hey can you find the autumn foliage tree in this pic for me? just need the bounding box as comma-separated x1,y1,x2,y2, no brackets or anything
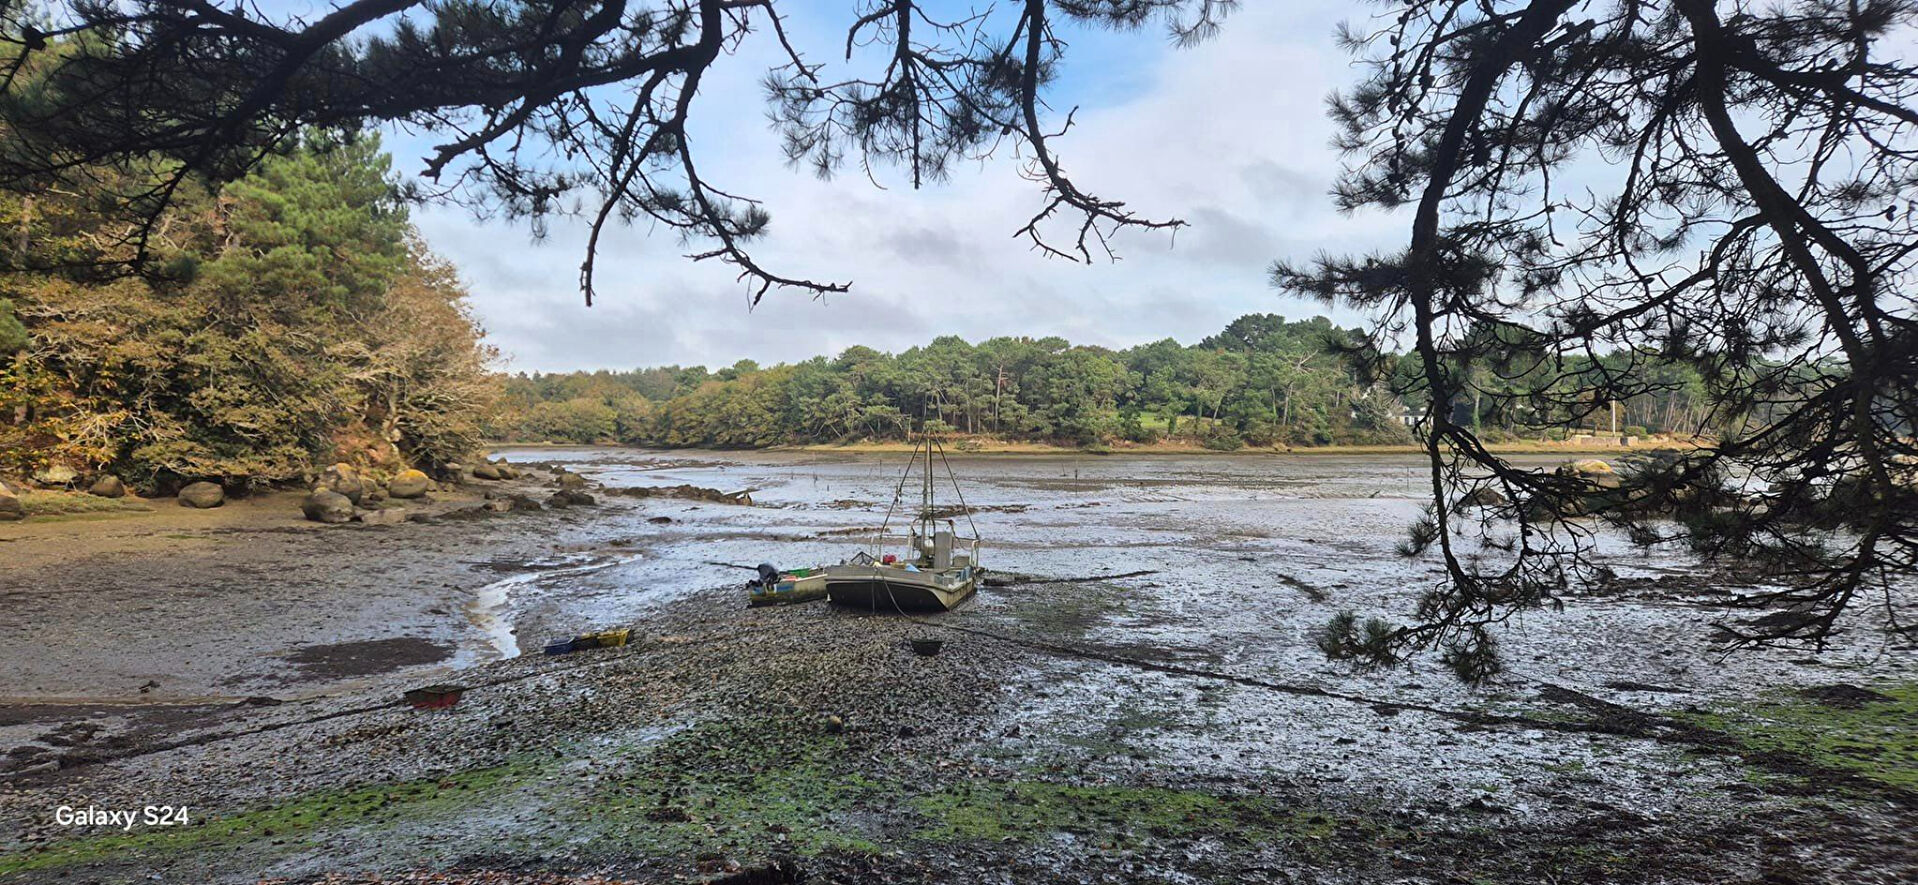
0,134,495,487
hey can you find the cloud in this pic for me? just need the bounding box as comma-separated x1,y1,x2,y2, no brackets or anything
397,2,1402,373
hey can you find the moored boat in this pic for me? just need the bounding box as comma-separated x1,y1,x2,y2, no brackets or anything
825,437,981,613
821,557,976,612
748,568,828,606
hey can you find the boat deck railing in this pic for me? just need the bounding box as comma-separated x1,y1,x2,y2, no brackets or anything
857,533,981,569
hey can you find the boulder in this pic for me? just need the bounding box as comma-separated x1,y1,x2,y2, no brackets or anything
0,491,22,521
301,490,354,524
356,507,408,526
32,464,78,487
472,461,503,481
178,482,225,509
507,494,545,512
1459,487,1507,508
88,475,127,498
493,459,520,480
556,472,588,490
319,463,365,504
547,489,595,508
388,469,431,499
484,498,512,513
1558,458,1621,490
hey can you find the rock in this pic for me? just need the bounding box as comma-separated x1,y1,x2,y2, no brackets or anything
318,463,366,504
824,715,845,735
1557,458,1622,490
484,499,512,513
88,475,126,498
556,472,588,490
32,464,79,487
1460,487,1507,507
0,491,22,521
493,459,520,480
1799,683,1893,708
472,461,503,480
388,469,431,499
356,507,408,526
178,482,225,508
608,484,751,505
301,490,354,523
547,489,595,508
506,494,544,512
648,516,673,524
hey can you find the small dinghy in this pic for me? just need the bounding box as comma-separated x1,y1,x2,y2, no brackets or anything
825,437,981,613
748,565,828,607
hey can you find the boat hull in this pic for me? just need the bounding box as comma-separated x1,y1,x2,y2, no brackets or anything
824,565,977,613
749,572,828,607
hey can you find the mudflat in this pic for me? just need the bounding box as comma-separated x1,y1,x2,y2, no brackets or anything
0,449,1913,884
1,473,602,706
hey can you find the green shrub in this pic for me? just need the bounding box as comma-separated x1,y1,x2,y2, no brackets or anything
1199,426,1243,451
0,298,24,354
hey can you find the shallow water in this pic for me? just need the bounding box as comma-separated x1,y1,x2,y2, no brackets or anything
453,551,640,664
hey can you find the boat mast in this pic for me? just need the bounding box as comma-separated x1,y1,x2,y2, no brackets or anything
917,436,933,548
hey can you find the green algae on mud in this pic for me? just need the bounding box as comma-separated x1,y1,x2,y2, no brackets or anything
910,779,1363,847
1677,682,1918,793
579,719,1394,859
0,760,536,877
582,720,887,857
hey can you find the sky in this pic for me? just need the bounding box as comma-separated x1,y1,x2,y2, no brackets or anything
372,1,1408,373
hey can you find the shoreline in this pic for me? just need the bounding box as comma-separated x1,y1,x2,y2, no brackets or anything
492,438,1699,457
0,466,610,707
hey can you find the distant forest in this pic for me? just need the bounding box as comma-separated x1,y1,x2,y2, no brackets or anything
492,314,1715,450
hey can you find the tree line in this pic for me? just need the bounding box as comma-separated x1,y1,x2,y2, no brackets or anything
492,314,1723,451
